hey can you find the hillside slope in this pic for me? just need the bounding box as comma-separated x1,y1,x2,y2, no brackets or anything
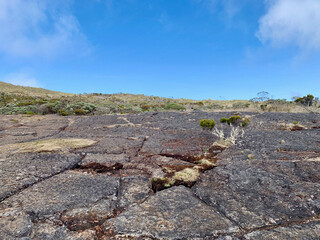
0,81,73,97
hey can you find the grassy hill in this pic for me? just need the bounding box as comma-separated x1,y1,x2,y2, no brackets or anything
0,81,318,115
0,81,73,97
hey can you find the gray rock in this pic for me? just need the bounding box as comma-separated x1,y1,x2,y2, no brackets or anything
111,186,238,239
0,153,82,201
0,212,32,240
1,171,119,218
192,160,320,229
244,221,320,240
118,176,152,208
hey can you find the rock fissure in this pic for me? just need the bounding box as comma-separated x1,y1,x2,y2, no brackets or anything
238,216,320,237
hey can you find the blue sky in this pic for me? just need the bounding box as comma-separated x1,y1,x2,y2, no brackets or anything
0,0,320,100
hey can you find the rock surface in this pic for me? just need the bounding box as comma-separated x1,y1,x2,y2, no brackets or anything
0,112,319,239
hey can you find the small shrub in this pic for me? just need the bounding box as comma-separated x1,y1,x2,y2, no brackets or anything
241,118,251,127
69,102,96,114
200,119,216,130
226,115,242,125
292,121,299,125
220,117,228,123
260,104,267,111
75,109,86,115
58,109,69,116
220,115,251,127
140,104,150,112
46,101,63,114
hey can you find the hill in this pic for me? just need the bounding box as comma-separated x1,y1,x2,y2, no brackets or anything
0,81,319,115
0,81,73,97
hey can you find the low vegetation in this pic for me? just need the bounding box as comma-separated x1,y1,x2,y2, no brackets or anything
201,115,250,147
0,82,319,115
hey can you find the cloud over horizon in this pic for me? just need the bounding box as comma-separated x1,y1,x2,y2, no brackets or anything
0,0,89,58
257,0,320,50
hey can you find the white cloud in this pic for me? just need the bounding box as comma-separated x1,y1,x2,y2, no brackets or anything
4,73,42,88
257,0,320,50
0,0,89,58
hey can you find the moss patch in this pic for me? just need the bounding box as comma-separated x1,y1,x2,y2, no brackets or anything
151,157,216,192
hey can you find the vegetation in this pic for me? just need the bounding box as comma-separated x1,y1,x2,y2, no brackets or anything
294,94,314,106
200,119,216,130
202,115,251,147
219,115,251,127
0,82,319,115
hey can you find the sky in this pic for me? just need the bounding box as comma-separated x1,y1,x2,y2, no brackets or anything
0,0,320,100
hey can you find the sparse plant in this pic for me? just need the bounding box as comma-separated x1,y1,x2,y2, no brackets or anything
200,116,248,147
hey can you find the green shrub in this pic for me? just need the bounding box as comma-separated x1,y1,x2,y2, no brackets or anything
164,103,185,111
69,102,96,114
200,119,216,130
46,101,63,113
220,115,251,127
220,117,228,123
292,121,299,125
58,109,69,116
226,115,242,125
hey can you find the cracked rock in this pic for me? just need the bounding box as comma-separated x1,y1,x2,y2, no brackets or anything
111,186,238,239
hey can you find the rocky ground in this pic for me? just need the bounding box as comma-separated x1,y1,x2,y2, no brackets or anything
0,111,319,240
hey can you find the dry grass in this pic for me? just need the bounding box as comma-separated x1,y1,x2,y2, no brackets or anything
279,123,307,131
0,138,97,154
0,81,73,97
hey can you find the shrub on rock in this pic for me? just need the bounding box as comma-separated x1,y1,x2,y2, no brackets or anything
200,119,216,130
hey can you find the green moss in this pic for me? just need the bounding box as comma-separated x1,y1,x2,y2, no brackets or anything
200,119,216,130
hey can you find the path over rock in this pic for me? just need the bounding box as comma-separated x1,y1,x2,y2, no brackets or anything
0,112,319,239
